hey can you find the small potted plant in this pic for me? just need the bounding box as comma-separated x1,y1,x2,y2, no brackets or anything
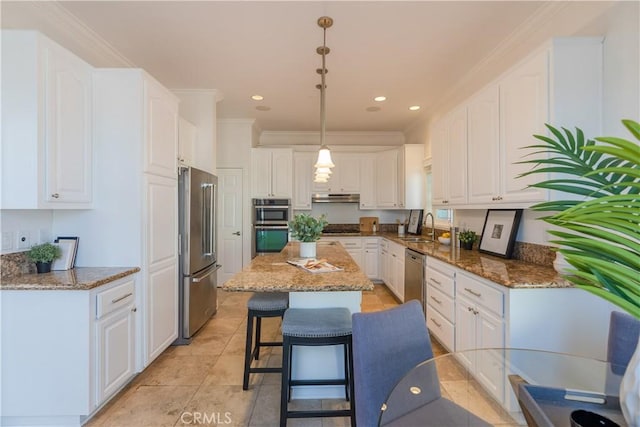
458,230,478,250
27,242,62,273
289,213,328,258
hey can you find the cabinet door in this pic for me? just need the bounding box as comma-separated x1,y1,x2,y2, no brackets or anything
293,153,314,209
363,246,379,279
447,106,468,205
430,119,449,205
376,149,399,208
251,149,273,198
380,248,389,287
270,149,293,198
393,253,405,301
178,118,197,167
359,154,377,209
455,296,477,370
347,249,364,270
499,49,549,203
96,307,135,404
476,311,505,402
44,42,93,205
145,78,178,178
467,85,500,204
336,153,361,193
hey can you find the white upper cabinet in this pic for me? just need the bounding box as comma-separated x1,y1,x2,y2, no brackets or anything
293,152,314,210
1,30,93,209
144,79,179,178
398,145,426,209
251,148,293,198
178,118,197,167
359,154,377,209
375,149,399,208
431,37,603,208
467,84,500,204
312,152,361,194
498,48,549,204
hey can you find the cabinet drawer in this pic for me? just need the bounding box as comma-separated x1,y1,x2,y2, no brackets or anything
427,285,455,323
363,238,378,249
457,273,503,317
427,307,454,352
337,238,362,249
426,266,455,298
96,279,135,319
428,257,456,276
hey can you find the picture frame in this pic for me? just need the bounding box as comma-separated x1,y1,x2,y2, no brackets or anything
407,209,423,235
478,209,522,258
52,236,79,270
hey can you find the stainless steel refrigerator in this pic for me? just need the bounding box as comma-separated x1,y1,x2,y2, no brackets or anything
175,167,220,344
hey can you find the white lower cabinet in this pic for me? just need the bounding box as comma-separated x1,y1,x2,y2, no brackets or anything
362,238,379,279
454,272,505,404
0,275,138,426
425,258,456,351
388,240,405,301
96,279,136,403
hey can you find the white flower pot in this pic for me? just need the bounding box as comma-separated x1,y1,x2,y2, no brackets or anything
299,241,317,258
621,339,640,426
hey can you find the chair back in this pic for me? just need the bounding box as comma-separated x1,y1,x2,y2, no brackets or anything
608,311,640,375
352,300,436,426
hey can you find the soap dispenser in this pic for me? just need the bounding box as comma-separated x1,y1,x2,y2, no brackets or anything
372,221,377,233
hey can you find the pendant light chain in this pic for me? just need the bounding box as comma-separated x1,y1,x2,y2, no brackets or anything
314,16,335,183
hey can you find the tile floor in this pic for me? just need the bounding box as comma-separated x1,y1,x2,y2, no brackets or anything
87,284,518,426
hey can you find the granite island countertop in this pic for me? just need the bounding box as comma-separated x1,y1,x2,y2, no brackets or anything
322,231,568,289
1,267,140,291
223,241,374,292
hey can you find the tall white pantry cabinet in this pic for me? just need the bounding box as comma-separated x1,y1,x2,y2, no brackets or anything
56,69,180,369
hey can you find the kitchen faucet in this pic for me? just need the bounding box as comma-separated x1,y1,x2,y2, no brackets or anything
424,212,435,241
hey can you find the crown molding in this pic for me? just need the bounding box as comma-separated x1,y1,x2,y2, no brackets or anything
9,1,134,67
259,131,405,147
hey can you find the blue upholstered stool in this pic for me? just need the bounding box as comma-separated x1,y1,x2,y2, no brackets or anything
242,292,289,390
279,307,355,427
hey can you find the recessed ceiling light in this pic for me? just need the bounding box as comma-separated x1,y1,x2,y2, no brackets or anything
251,95,264,101
374,96,386,102
409,105,421,111
366,106,381,112
256,105,271,111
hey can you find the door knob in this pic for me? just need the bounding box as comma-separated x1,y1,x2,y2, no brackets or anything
232,231,241,236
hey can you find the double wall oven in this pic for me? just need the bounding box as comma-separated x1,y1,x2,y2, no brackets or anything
252,198,291,257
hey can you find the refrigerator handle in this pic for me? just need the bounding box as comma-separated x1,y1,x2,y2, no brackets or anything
202,183,214,256
192,264,222,283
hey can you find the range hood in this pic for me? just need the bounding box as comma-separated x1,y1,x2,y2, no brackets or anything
312,193,360,203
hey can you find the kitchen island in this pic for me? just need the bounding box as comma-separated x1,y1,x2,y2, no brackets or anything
224,241,373,398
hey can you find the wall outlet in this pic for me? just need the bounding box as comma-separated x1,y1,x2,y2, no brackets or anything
1,232,14,251
16,230,31,249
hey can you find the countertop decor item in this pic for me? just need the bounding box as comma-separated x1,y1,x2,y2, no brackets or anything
478,209,523,258
27,243,61,274
519,119,640,426
289,213,328,258
458,230,478,250
437,236,451,245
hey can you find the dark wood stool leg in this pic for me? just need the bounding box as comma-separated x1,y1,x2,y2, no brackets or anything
255,316,262,360
243,310,255,390
348,336,356,427
343,342,349,401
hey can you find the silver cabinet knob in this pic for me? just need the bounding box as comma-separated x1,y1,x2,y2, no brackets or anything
51,193,60,199
232,231,241,236
132,307,137,312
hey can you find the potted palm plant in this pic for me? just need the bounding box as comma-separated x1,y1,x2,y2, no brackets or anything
519,119,639,425
289,213,328,258
27,242,62,273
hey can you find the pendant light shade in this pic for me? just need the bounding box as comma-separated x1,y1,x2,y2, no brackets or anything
313,16,334,183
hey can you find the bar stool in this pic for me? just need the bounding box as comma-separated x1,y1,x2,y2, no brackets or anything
243,292,289,390
279,307,355,427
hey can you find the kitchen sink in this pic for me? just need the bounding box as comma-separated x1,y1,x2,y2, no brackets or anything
398,237,434,243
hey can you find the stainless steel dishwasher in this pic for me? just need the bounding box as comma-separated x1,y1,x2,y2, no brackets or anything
405,249,426,316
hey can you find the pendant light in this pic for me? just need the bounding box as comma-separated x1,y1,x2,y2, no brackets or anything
314,16,335,182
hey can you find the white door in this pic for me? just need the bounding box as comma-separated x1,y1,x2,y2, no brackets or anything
217,168,244,285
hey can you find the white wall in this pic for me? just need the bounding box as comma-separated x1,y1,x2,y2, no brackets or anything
0,210,53,254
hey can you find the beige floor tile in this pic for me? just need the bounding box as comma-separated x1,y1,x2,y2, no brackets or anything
441,379,516,425
98,385,197,426
217,304,249,319
200,315,245,336
134,354,217,386
168,333,233,357
361,293,381,304
248,384,281,426
176,385,257,427
224,332,252,356
203,354,262,387
360,304,385,313
435,355,468,381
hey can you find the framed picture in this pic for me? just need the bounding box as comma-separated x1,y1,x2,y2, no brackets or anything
407,209,423,235
478,209,522,258
52,236,79,270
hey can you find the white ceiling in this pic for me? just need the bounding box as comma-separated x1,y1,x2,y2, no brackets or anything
0,1,616,135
